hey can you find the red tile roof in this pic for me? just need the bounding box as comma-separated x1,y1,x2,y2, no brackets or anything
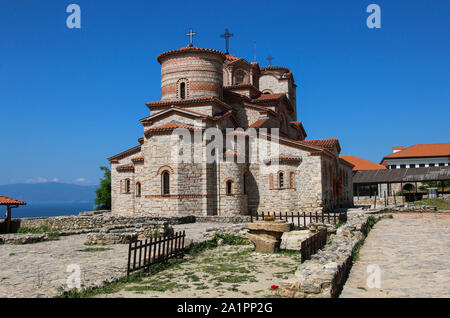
108,145,142,162
260,66,290,73
339,155,386,171
157,46,226,63
383,143,450,159
116,164,134,171
249,118,270,128
0,195,26,205
253,93,286,101
131,156,144,162
145,96,232,111
300,138,341,153
144,123,199,135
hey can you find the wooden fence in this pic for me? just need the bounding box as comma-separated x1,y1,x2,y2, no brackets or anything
127,230,186,276
300,229,327,263
250,211,346,228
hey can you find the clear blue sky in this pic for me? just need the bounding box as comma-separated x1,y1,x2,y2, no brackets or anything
1,0,449,186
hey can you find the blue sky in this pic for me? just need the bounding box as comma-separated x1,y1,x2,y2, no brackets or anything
1,0,449,186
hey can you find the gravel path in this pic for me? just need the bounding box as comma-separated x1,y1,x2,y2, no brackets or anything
340,213,450,298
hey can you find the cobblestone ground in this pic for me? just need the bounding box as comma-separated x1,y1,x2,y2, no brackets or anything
341,213,450,298
0,234,129,298
0,222,242,298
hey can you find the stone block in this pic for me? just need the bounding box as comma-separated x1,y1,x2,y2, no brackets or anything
280,230,312,251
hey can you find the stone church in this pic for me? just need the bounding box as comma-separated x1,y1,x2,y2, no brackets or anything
108,42,354,217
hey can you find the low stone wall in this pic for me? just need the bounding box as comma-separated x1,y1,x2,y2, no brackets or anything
195,216,252,224
13,214,195,232
381,205,437,213
0,233,58,245
280,209,386,298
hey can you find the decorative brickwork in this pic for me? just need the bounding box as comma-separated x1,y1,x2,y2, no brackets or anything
108,45,353,217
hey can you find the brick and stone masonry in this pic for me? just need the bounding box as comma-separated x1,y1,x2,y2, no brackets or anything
108,45,354,217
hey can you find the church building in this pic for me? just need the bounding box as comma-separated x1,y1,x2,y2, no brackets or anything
108,34,354,216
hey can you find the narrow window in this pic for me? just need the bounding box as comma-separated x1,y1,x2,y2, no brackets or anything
162,171,170,195
136,182,141,197
269,174,274,190
243,173,248,195
279,172,284,188
126,179,130,193
290,172,295,189
226,180,233,195
180,82,186,99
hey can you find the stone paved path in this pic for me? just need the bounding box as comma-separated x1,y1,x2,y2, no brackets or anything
0,222,243,298
340,213,450,298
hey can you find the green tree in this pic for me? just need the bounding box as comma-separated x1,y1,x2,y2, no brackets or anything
94,166,111,210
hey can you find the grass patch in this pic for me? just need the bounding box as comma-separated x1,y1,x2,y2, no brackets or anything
352,216,378,262
413,198,450,210
357,286,367,291
213,275,255,284
77,247,112,253
186,233,249,257
9,253,15,256
125,280,188,293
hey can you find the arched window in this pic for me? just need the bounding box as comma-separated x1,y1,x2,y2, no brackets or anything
226,180,233,195
279,172,284,188
125,179,131,193
136,182,141,197
180,82,186,99
234,70,245,85
162,171,170,196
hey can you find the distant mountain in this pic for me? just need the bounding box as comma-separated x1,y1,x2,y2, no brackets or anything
0,182,98,203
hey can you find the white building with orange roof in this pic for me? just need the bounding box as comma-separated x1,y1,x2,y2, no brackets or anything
107,43,353,217
381,143,450,169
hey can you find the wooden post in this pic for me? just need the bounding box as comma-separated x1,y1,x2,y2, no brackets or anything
400,182,405,205
384,191,387,207
6,205,11,233
394,188,397,206
373,192,377,209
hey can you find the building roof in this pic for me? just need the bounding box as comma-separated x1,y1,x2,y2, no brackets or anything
108,145,142,162
249,118,270,128
339,155,387,171
252,93,286,102
145,96,232,111
0,195,26,205
300,138,341,153
144,122,199,136
260,66,291,73
157,46,226,63
383,143,450,160
353,166,450,184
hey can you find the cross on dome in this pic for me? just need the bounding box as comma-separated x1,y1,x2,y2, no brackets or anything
220,28,234,54
185,28,197,47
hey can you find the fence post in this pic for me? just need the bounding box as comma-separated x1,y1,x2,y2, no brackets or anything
127,242,132,277
373,193,377,209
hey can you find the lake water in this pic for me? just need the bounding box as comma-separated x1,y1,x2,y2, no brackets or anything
1,202,96,218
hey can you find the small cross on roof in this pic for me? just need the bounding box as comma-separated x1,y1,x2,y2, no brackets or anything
185,28,197,47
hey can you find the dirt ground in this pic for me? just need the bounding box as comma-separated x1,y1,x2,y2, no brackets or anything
96,244,300,298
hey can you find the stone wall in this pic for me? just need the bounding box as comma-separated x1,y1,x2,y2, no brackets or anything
13,214,195,231
280,209,385,298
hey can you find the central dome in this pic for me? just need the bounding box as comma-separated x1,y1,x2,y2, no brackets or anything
158,47,226,101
